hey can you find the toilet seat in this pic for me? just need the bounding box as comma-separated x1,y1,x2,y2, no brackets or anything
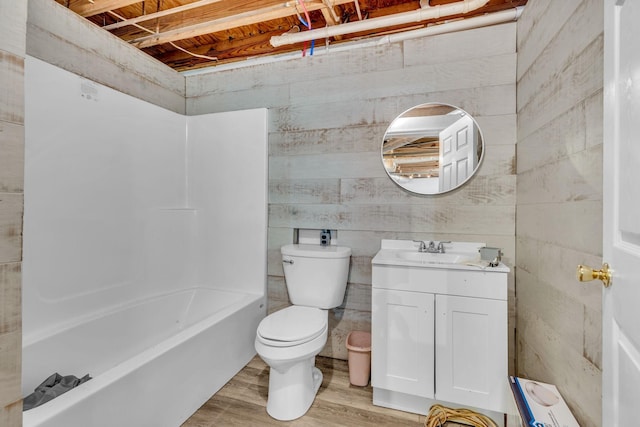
257,306,327,347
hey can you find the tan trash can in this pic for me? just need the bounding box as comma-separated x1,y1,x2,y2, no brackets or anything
346,331,371,386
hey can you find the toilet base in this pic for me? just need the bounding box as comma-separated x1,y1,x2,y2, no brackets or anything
266,357,323,421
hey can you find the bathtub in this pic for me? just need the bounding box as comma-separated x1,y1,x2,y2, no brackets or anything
22,287,265,427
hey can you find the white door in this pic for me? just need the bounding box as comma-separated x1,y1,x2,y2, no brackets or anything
371,288,435,398
438,114,477,192
602,1,640,425
435,294,508,413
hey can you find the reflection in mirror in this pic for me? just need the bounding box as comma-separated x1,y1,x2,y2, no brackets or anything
382,103,484,195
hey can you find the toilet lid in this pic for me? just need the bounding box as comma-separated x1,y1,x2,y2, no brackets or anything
257,306,327,346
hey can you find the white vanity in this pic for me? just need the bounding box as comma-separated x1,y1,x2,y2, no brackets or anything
371,239,510,422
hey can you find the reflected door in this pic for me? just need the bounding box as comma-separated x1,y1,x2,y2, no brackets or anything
438,115,478,192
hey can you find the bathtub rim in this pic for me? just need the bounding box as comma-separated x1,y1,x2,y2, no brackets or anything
23,289,264,425
22,285,261,347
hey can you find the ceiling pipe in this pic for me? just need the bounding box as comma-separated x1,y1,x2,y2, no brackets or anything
383,6,524,44
271,0,490,47
182,6,524,75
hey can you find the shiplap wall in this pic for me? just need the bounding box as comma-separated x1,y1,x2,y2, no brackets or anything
516,1,603,426
0,2,27,425
187,23,518,362
26,0,186,114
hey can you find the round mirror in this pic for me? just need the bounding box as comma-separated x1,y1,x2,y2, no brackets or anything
381,103,484,195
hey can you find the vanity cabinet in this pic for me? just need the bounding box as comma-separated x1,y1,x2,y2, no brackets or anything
371,262,509,418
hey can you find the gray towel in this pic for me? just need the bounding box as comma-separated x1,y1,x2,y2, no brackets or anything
23,373,91,411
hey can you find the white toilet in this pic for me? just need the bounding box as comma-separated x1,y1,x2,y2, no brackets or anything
255,243,351,421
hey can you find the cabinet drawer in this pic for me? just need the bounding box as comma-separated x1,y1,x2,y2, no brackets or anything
372,264,507,300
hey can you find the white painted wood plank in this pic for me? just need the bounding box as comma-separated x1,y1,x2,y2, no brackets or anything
584,90,603,150
269,152,384,180
517,268,584,353
272,84,516,132
27,0,185,113
270,143,512,182
0,1,28,57
404,22,516,67
187,84,290,114
517,307,601,427
0,263,21,335
516,0,583,80
518,0,603,109
269,203,514,235
269,179,341,204
516,200,601,252
478,144,515,176
518,145,602,205
269,124,388,156
0,331,21,409
474,114,516,146
0,194,23,263
186,43,403,96
340,176,516,206
535,240,602,312
517,102,586,173
268,115,513,162
290,54,516,107
0,52,24,125
324,307,372,360
0,121,24,193
518,0,601,109
518,35,603,141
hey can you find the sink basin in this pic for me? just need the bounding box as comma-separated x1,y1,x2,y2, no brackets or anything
395,251,472,264
372,240,507,272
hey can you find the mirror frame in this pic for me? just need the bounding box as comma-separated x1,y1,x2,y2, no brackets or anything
381,102,485,195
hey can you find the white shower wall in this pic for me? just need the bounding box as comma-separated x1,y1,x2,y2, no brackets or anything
23,56,267,342
187,111,268,294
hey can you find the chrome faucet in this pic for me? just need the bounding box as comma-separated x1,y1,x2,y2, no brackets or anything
413,240,450,253
413,240,437,253
437,241,451,253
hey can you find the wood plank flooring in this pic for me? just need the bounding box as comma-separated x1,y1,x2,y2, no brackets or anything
181,356,466,427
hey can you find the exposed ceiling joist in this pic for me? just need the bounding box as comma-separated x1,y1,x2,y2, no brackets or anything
128,0,355,48
103,0,225,31
67,0,142,17
55,0,529,71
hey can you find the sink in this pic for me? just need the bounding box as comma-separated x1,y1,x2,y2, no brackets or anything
371,239,506,271
395,251,472,264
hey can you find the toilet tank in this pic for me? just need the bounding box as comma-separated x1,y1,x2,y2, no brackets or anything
281,244,351,309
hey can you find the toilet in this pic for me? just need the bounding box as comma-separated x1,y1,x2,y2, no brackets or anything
255,243,351,421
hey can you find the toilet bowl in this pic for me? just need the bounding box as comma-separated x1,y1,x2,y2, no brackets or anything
255,306,328,420
255,244,351,421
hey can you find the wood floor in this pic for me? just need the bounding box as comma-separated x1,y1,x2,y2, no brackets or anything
181,356,466,427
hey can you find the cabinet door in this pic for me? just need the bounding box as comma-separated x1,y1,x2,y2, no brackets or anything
372,289,435,398
435,294,508,412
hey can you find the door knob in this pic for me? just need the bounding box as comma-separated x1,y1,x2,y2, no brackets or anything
576,263,612,288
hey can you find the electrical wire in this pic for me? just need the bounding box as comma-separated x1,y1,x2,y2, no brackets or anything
296,0,314,56
425,404,499,427
106,10,218,62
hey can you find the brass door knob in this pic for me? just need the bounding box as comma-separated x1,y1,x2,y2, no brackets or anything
576,263,612,288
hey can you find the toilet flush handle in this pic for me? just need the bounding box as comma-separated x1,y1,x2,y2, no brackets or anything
283,259,294,264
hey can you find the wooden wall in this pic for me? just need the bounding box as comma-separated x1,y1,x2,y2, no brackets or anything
26,0,186,114
187,23,518,362
0,1,27,426
516,1,603,426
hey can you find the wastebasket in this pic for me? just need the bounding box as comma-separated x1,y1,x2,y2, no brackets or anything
346,331,371,386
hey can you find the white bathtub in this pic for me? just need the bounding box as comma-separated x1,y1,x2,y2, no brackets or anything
22,287,265,427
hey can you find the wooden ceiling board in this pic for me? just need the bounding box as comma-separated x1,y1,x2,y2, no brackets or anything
53,0,527,70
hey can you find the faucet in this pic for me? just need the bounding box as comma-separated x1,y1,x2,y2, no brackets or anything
413,240,450,253
413,240,437,253
437,241,451,253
